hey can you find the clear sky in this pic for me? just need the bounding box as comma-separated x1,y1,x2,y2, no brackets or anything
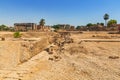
0,0,120,26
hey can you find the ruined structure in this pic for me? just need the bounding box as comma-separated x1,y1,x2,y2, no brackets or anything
116,24,120,32
14,23,51,32
55,24,75,31
14,23,37,31
37,25,51,31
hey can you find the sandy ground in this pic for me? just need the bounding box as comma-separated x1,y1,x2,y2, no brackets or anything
0,31,120,80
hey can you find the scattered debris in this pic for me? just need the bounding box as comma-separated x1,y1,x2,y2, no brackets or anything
0,37,5,41
48,57,54,61
92,35,96,37
109,56,119,59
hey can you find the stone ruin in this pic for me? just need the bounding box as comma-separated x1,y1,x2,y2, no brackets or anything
46,32,74,61
0,37,5,41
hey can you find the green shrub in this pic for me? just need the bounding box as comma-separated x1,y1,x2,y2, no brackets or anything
14,32,21,38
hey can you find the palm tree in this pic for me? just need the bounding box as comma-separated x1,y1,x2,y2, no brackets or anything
39,19,45,30
103,13,109,27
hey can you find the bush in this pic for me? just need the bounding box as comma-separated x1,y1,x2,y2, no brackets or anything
14,32,21,38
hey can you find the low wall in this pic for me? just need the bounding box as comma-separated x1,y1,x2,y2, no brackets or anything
0,38,49,69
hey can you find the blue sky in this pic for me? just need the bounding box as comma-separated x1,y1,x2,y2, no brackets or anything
0,0,120,26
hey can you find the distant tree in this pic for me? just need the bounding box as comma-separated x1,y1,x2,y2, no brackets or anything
39,19,45,26
97,23,104,26
104,13,109,27
4,27,10,31
97,23,100,25
86,23,93,27
0,24,8,31
100,23,104,26
107,19,117,27
76,26,85,31
76,26,81,30
52,25,60,30
86,23,97,27
9,27,14,31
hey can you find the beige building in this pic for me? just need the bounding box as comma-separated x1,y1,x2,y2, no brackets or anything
14,23,37,31
37,25,51,31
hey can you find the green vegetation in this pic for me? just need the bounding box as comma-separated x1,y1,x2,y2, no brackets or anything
86,23,94,27
0,25,14,31
14,32,21,38
76,26,81,30
39,19,45,26
52,25,60,30
97,23,104,26
0,13,118,32
107,19,117,27
0,25,8,31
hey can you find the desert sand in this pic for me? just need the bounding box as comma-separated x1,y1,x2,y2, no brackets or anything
0,31,120,80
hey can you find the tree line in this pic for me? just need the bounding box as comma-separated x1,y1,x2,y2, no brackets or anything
0,25,14,31
0,14,119,31
76,13,118,31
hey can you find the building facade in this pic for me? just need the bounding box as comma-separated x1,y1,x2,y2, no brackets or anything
14,23,37,31
57,24,75,31
37,25,51,31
